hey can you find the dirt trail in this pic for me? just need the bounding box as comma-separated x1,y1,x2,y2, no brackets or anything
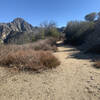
0,41,100,100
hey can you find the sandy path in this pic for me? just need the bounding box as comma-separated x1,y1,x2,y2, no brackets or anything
0,42,100,100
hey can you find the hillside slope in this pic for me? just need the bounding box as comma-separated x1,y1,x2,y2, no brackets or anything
0,18,38,43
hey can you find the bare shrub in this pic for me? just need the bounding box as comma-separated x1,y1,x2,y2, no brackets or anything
0,38,59,72
94,61,100,68
0,50,60,71
0,38,57,59
23,37,57,52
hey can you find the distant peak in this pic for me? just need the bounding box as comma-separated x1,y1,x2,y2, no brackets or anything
12,18,25,23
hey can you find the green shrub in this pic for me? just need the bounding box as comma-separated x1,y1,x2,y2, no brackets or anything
85,44,100,54
40,21,60,39
64,21,95,45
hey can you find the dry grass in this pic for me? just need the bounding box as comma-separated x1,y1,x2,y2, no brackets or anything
94,61,100,69
0,38,57,57
0,42,60,71
24,38,57,52
0,50,60,71
0,38,60,72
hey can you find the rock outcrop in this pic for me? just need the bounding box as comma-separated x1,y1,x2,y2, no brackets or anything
0,18,36,43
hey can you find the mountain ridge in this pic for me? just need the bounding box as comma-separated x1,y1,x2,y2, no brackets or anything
0,18,35,43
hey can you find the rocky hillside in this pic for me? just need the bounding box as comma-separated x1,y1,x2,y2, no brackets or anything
0,18,38,43
0,18,61,44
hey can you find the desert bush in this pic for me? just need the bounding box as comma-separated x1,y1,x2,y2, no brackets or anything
0,50,60,71
0,38,59,71
40,21,60,38
80,19,100,52
64,21,95,45
94,61,100,68
31,42,57,51
0,38,58,59
85,44,100,54
23,38,57,52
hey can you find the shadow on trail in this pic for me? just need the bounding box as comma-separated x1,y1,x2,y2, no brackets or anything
57,41,100,62
69,51,96,61
56,42,64,47
58,49,77,52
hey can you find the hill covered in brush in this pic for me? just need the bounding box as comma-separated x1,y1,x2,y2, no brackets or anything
0,18,60,44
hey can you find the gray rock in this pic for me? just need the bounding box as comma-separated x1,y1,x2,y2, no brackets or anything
0,18,39,43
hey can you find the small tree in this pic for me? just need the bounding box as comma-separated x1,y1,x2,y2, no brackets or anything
40,21,60,38
85,12,97,22
64,21,95,45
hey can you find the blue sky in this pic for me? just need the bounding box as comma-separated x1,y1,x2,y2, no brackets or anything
0,0,100,27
